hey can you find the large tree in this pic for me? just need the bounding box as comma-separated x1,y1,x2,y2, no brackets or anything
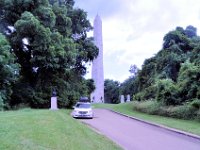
0,0,98,108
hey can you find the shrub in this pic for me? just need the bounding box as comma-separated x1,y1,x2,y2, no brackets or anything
0,91,8,111
167,105,197,119
0,94,4,111
177,61,200,102
133,100,161,115
155,79,180,105
133,86,156,101
133,92,144,101
190,98,200,109
133,101,199,120
196,110,200,121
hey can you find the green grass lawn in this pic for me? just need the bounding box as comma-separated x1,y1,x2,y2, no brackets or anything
93,102,200,136
0,109,121,150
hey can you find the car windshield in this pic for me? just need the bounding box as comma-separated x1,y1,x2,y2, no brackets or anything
75,103,91,108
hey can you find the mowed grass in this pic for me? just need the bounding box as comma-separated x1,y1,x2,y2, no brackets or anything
0,109,121,150
93,102,200,136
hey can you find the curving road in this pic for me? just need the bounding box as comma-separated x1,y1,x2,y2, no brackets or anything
80,109,200,150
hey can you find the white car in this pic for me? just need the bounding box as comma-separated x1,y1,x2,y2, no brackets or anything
72,102,93,119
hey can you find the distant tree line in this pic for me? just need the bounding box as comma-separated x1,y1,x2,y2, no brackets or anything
104,64,139,104
104,79,120,103
0,0,97,110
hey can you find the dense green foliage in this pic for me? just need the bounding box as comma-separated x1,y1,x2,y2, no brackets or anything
120,26,200,119
0,0,98,109
0,33,20,110
104,79,120,103
120,65,139,97
132,100,200,120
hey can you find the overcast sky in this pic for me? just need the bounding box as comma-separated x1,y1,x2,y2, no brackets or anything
75,0,200,82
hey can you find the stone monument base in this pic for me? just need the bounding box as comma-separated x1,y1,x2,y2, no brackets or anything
50,97,58,110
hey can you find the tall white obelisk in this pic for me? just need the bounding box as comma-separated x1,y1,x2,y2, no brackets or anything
91,15,104,103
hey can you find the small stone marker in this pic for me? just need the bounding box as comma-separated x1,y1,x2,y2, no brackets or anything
50,87,58,110
126,95,130,102
120,95,125,103
50,96,58,110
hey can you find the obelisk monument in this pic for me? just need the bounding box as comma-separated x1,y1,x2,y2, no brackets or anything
91,15,104,103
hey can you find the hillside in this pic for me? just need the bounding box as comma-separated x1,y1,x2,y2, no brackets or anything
0,109,120,150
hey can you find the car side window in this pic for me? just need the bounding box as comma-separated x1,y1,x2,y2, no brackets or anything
76,104,80,107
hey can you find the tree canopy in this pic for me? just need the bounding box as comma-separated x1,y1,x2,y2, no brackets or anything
0,0,98,109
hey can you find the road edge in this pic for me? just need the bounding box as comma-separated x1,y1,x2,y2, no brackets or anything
81,121,123,150
105,108,200,141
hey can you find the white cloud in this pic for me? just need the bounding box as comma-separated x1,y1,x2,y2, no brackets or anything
76,0,200,82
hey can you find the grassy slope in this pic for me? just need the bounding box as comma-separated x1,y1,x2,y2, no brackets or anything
93,102,200,136
0,109,121,150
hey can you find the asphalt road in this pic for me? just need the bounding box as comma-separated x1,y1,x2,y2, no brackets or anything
80,109,200,150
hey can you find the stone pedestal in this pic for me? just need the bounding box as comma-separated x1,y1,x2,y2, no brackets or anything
126,95,131,102
120,95,125,103
50,97,58,110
